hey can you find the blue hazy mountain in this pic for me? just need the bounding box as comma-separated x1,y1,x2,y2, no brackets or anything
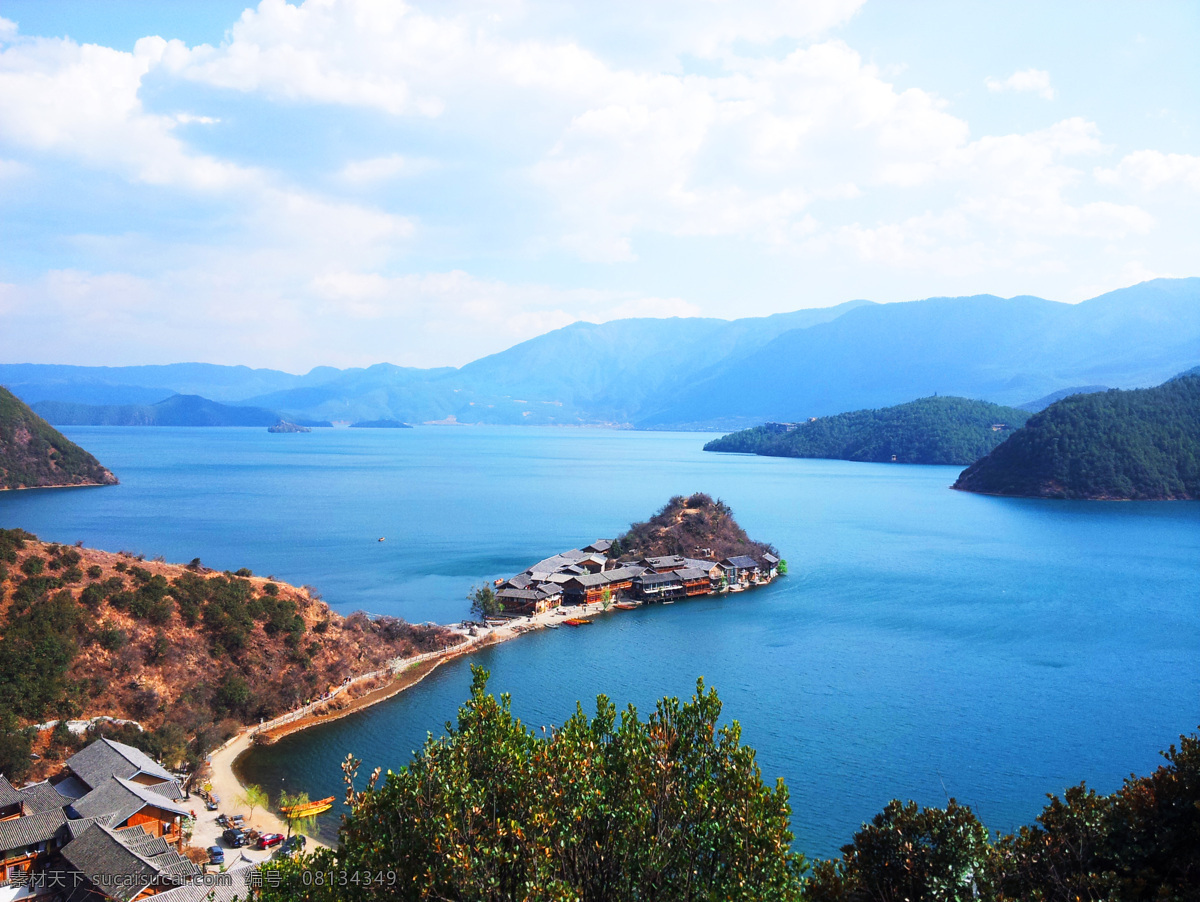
3,279,1198,428
1018,386,1110,412
30,394,324,427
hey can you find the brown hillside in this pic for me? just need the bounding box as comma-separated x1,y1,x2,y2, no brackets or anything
0,529,460,778
611,493,777,561
0,386,117,490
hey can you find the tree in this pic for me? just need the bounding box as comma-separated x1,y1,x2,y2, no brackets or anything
600,586,612,610
468,584,501,618
279,790,319,840
237,783,269,825
0,715,33,784
257,667,806,901
778,559,788,575
806,798,991,902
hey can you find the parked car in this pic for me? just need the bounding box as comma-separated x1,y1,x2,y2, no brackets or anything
280,835,306,856
207,846,225,865
205,797,219,811
222,828,248,848
257,833,284,850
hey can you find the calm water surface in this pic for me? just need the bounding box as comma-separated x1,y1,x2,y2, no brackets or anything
2,426,1197,858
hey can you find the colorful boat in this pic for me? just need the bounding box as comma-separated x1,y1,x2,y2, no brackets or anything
279,796,335,818
563,618,592,626
615,602,639,610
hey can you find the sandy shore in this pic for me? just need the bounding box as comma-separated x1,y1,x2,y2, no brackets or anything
202,601,611,852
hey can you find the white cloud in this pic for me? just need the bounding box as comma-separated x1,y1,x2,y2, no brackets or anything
338,154,438,183
985,68,1055,100
1095,150,1200,191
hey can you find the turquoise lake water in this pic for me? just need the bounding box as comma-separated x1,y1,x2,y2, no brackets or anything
2,426,1198,858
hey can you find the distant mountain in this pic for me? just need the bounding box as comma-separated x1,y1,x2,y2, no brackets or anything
4,279,1199,429
0,387,117,490
705,397,1031,465
637,278,1200,429
953,373,1200,500
1018,386,1109,412
33,394,292,427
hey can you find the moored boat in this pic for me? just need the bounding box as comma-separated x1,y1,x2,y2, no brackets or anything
279,796,335,818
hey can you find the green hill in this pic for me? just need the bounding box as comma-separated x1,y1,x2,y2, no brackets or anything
704,397,1030,465
31,393,330,427
0,386,117,490
953,373,1200,499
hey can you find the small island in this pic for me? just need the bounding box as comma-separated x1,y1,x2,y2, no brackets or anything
0,386,118,489
349,418,412,428
953,371,1200,500
485,493,783,617
267,420,312,433
704,396,1030,465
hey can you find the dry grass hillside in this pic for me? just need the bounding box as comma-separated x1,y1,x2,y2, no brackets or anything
610,493,777,562
0,528,460,781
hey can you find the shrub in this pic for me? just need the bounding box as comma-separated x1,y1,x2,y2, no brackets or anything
96,628,128,651
21,555,45,576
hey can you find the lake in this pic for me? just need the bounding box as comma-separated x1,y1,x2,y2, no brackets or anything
3,426,1198,858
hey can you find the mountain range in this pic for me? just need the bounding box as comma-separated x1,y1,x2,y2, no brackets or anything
3,278,1198,430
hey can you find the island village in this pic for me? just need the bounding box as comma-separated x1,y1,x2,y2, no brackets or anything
489,541,782,620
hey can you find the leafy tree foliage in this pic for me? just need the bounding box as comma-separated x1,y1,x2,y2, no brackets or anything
705,397,1030,465
258,668,806,901
469,584,502,618
955,374,1200,499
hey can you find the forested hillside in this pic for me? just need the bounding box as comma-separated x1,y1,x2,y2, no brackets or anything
0,386,117,489
0,529,458,781
954,373,1200,499
704,397,1030,465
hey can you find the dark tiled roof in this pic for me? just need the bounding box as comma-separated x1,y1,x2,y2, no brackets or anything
66,738,175,791
65,815,116,841
682,558,718,570
602,566,645,581
0,774,22,809
505,574,533,589
0,807,68,851
644,555,687,569
761,553,780,564
676,568,712,580
73,776,189,827
583,539,612,553
528,549,587,574
17,781,71,814
636,572,683,588
153,865,257,902
497,589,543,601
51,775,91,801
722,555,760,569
61,824,199,902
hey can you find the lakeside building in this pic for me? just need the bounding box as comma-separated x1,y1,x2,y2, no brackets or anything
493,540,781,614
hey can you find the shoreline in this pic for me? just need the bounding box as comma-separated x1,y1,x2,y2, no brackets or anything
205,602,605,848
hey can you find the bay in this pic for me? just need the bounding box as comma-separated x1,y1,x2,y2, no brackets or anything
2,425,1198,858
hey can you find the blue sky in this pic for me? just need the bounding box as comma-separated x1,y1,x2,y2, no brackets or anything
1,0,1197,370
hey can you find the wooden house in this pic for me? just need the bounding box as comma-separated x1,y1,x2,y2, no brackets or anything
0,807,70,887
720,555,761,584
65,740,184,803
59,822,199,902
633,571,684,601
641,555,688,573
677,568,713,597
71,778,189,850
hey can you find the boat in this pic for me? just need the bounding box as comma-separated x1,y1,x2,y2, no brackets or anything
563,618,592,627
728,583,745,593
279,796,335,818
545,623,560,629
615,602,638,610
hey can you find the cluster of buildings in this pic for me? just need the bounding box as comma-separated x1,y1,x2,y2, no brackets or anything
494,539,781,616
1,738,253,902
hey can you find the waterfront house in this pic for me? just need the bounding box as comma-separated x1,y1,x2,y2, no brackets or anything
677,568,713,597
633,571,684,601
720,555,761,584
561,573,610,606
759,553,780,578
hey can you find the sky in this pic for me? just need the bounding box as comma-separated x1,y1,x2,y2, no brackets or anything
0,0,1197,371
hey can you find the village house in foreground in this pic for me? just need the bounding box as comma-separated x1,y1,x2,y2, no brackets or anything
1,737,257,902
494,540,781,616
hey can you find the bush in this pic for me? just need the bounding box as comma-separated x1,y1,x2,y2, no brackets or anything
96,628,128,651
86,565,103,579
20,555,45,576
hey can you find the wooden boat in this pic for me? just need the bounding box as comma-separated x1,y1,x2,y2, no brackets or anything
279,796,335,818
563,618,592,627
615,602,638,610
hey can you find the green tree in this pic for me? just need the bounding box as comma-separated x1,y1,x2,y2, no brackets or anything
238,783,270,825
777,559,788,575
600,586,612,610
806,798,991,902
257,667,806,901
0,715,33,784
468,584,502,618
279,790,319,841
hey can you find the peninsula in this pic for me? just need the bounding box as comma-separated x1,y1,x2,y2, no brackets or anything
0,386,118,490
704,396,1030,465
954,371,1200,500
